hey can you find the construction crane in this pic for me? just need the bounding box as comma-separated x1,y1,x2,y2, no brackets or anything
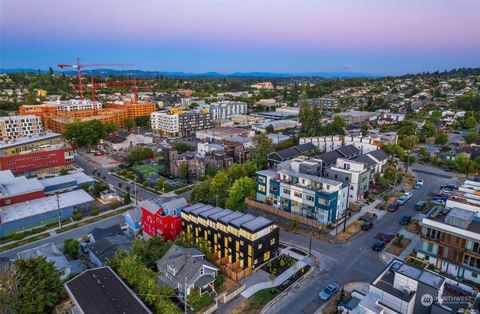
57,58,131,98
72,79,151,103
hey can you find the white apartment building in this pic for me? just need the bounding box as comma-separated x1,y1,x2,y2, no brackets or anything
326,158,371,203
150,111,180,136
0,115,43,141
42,99,103,112
300,135,390,154
198,101,247,121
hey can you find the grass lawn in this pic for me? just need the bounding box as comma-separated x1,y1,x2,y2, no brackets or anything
132,164,164,177
335,220,363,241
0,233,50,253
386,238,412,256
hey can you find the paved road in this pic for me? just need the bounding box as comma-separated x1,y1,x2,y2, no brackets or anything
75,153,192,201
266,166,459,314
0,214,124,258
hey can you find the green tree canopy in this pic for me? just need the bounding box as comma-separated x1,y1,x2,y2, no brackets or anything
225,177,257,211
434,132,449,145
63,238,80,258
464,116,477,130
209,171,230,206
15,257,64,314
65,119,109,147
251,133,274,169
124,147,155,163
134,115,151,128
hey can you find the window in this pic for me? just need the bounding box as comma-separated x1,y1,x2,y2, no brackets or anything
259,185,266,192
272,186,278,191
426,228,440,240
283,188,290,194
318,198,330,206
258,243,263,250
270,238,276,245
306,195,314,201
259,177,266,183
294,191,302,198
473,242,480,254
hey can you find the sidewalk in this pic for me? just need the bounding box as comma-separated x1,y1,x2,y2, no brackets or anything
329,199,384,236
241,244,314,298
0,202,136,249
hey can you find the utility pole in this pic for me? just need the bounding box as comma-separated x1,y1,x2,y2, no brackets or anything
134,177,138,206
343,207,349,233
184,276,188,314
309,233,312,256
57,193,62,229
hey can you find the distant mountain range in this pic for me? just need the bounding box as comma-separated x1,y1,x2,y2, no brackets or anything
0,68,380,78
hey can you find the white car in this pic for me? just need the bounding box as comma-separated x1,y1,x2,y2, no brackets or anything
404,192,413,199
415,179,424,189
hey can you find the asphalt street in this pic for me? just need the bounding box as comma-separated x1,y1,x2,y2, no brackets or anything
266,166,459,314
0,214,124,258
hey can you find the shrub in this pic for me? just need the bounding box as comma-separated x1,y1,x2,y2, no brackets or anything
90,209,100,216
73,213,83,221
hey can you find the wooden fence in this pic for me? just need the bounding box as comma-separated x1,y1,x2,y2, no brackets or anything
245,197,325,230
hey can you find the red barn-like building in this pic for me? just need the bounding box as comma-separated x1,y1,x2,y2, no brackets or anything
141,197,188,241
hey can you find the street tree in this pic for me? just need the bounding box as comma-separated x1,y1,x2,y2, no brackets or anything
251,133,274,169
225,177,257,211
63,238,80,258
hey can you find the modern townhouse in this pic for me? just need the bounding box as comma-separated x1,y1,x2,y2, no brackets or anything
417,181,480,284
326,158,371,203
181,203,279,271
256,165,349,225
346,259,478,314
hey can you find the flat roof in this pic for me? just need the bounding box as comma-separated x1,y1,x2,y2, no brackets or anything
241,216,273,233
0,132,63,150
229,214,256,228
40,172,95,188
182,203,206,214
207,208,233,221
218,211,244,225
0,189,94,223
198,207,224,220
190,204,214,216
65,266,151,314
0,172,44,198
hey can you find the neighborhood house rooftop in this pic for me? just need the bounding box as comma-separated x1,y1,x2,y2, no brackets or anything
0,171,44,197
0,132,63,149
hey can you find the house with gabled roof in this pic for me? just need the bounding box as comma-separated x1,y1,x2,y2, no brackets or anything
156,244,218,299
141,197,188,241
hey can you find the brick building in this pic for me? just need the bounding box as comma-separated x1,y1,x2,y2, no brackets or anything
0,132,74,175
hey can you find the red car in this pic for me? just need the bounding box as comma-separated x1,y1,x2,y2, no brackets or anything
379,233,395,243
387,203,400,212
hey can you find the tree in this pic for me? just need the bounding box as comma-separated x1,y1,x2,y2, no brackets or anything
321,115,345,136
210,171,230,206
399,135,417,150
92,181,108,197
134,115,151,128
464,116,477,130
124,192,131,204
251,133,274,169
206,163,216,177
65,120,108,147
225,177,256,211
124,118,135,130
191,179,211,203
179,162,188,180
59,168,69,176
454,154,478,178
15,257,64,314
63,238,80,257
435,132,449,145
265,124,274,133
171,142,195,153
419,121,436,141
124,147,155,163
131,237,171,270
464,132,480,144
155,177,165,191
0,264,19,314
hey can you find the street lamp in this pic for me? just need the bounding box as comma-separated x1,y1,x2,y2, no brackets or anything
56,193,62,229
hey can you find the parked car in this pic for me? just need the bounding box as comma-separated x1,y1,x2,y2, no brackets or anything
319,283,339,300
361,221,374,231
444,167,453,172
390,261,402,272
399,215,412,225
379,233,395,243
415,201,427,211
415,179,424,189
372,241,386,251
388,203,400,212
397,192,413,205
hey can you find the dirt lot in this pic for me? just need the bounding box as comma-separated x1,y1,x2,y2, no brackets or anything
218,277,241,295
405,221,421,234
335,220,363,241
404,174,416,189
386,238,412,256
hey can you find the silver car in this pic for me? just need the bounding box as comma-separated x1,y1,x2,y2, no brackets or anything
319,282,339,300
